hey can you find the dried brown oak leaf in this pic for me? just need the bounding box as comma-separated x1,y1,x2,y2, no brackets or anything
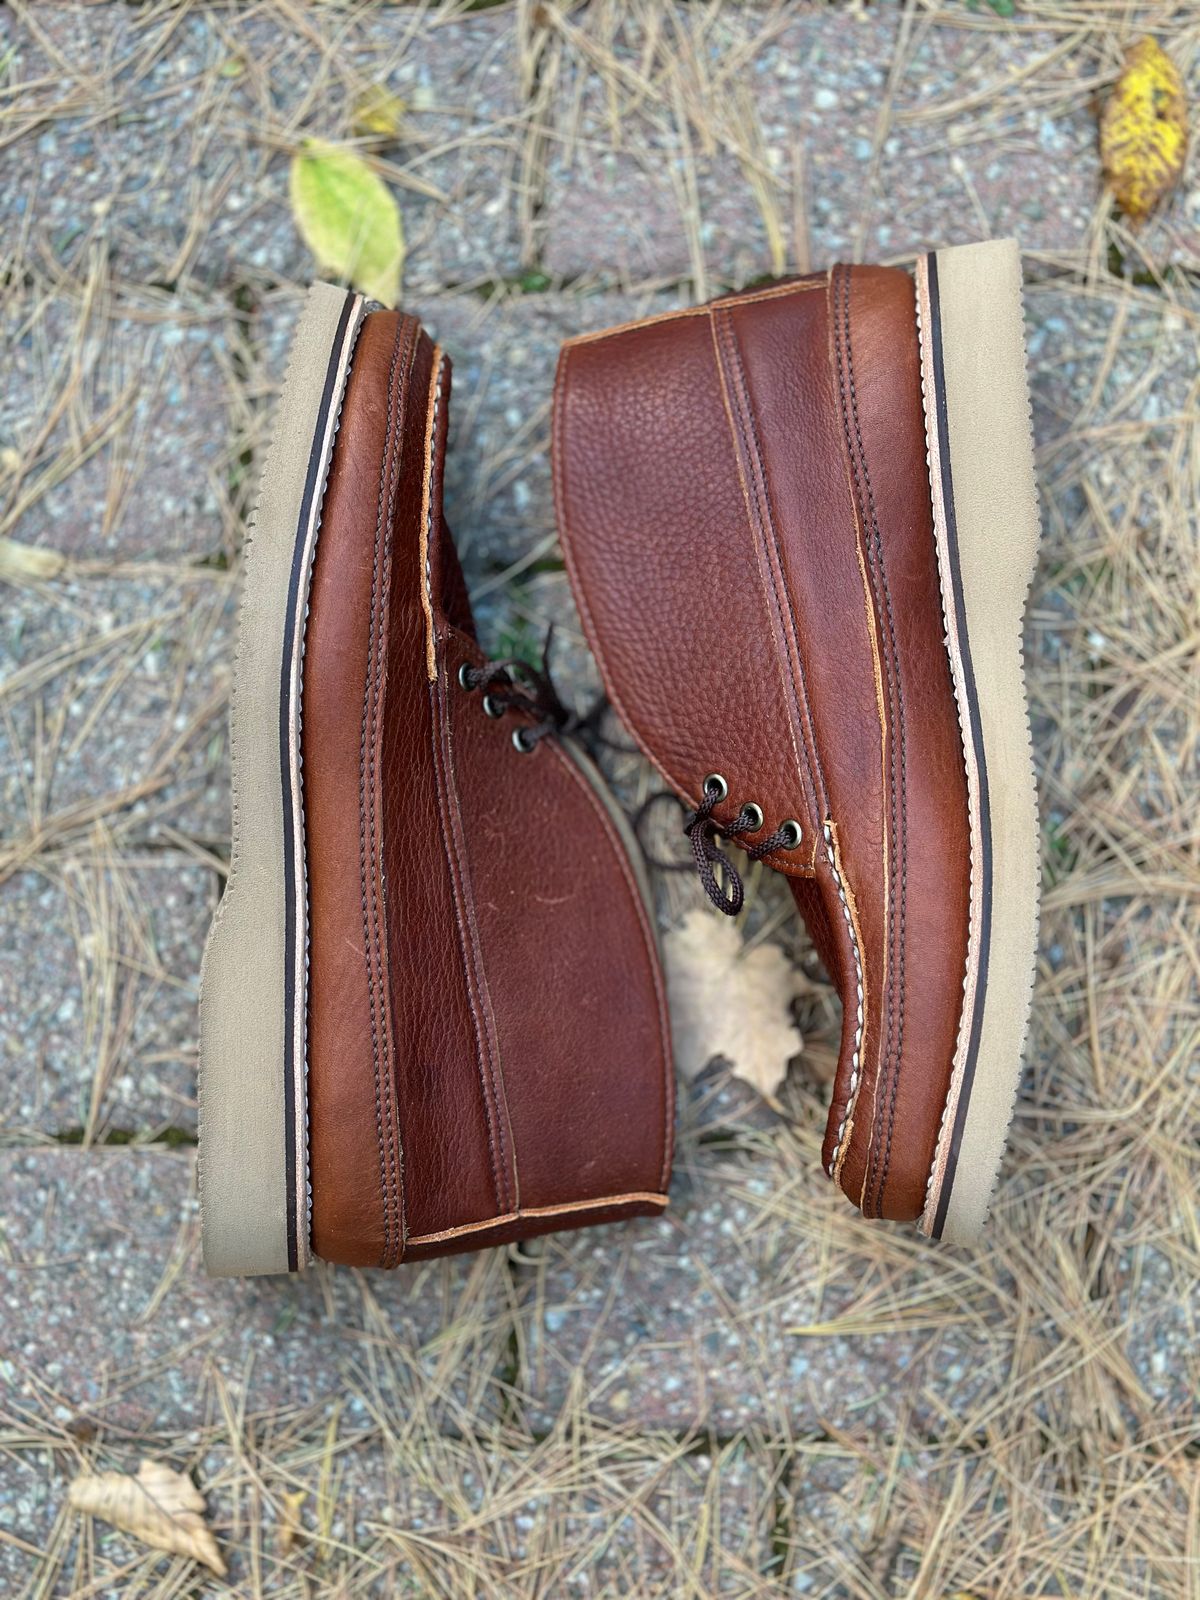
68,1459,226,1577
664,909,807,1099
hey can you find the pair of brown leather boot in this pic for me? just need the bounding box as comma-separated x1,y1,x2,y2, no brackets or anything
200,240,1040,1275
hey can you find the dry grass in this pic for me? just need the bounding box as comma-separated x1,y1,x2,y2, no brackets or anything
0,1,1197,1596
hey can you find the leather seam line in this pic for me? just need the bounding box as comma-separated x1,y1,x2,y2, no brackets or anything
823,820,867,1177
433,676,516,1217
376,324,419,1267
377,327,421,1264
833,264,896,1211
822,288,890,1185
836,265,910,1217
717,306,831,823
406,1192,668,1248
562,279,824,350
359,322,402,1268
358,319,412,1268
418,350,446,682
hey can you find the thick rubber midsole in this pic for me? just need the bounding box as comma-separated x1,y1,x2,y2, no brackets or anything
914,240,1041,1244
198,283,364,1277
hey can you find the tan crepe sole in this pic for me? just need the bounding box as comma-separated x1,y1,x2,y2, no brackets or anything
914,240,1041,1244
198,283,365,1277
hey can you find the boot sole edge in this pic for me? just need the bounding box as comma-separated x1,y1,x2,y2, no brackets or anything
198,282,365,1277
915,240,1042,1244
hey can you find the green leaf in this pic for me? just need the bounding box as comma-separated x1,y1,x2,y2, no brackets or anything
289,139,404,307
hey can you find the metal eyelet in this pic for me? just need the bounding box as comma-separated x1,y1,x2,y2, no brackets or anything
458,662,475,691
512,726,537,754
741,802,764,831
778,820,803,850
703,772,729,803
482,693,505,719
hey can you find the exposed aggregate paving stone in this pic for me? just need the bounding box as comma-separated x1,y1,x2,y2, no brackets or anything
537,5,1196,285
0,5,526,296
0,1148,512,1432
0,1150,778,1596
512,1154,1009,1442
0,862,214,1140
0,287,241,563
0,571,233,848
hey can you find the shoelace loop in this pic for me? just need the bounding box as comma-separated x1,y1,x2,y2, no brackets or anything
680,778,802,916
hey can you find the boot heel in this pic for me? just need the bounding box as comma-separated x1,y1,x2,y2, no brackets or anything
914,239,1041,1243
198,283,365,1276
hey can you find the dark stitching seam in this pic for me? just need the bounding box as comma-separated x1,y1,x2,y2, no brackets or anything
830,267,893,1188
838,266,909,1216
422,361,510,1211
358,323,409,1267
836,266,898,1214
838,268,908,1209
435,684,511,1214
707,310,815,825
718,311,830,823
378,328,419,1265
846,285,910,1214
377,331,419,1267
357,331,399,1268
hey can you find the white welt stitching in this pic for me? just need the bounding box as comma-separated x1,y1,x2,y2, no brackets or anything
824,821,865,1177
424,357,447,620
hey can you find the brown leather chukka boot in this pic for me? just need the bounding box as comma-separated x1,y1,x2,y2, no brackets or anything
200,285,673,1276
554,240,1040,1242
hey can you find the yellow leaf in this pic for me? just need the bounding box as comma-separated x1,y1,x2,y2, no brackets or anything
663,909,810,1099
68,1459,226,1577
289,140,405,307
1100,37,1187,222
352,86,407,140
0,536,67,582
277,1488,307,1554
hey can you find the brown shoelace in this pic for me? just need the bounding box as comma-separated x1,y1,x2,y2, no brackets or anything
458,632,577,751
681,780,798,916
635,780,798,917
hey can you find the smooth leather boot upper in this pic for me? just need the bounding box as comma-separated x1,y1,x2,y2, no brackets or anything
553,270,970,1222
303,309,674,1265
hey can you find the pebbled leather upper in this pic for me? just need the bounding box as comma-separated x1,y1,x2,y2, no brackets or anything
303,309,673,1266
554,271,970,1221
